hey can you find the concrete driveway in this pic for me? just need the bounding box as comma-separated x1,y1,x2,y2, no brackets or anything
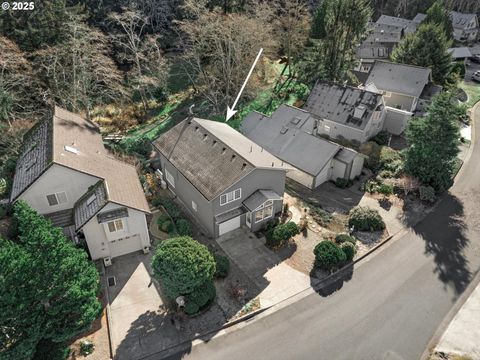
104,252,165,359
217,228,311,307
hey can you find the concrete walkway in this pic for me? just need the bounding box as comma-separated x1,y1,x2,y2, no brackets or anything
216,228,312,308
435,282,480,359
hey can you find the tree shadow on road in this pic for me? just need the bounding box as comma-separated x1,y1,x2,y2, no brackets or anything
310,264,354,297
412,194,471,296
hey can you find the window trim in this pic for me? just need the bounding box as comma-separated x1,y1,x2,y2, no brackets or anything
220,188,241,206
46,191,68,206
107,219,124,233
253,199,274,223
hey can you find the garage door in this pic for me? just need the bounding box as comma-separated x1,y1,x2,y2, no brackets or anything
109,234,142,258
218,216,241,236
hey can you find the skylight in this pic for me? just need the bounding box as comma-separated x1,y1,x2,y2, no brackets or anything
64,145,79,155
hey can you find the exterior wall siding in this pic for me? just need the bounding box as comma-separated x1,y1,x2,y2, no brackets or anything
212,168,286,236
350,156,365,180
384,107,413,135
316,119,366,143
383,93,416,112
314,162,333,188
158,154,215,235
156,154,287,237
19,164,99,215
82,202,150,260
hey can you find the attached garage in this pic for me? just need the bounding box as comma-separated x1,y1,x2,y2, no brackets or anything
218,216,241,236
108,234,142,258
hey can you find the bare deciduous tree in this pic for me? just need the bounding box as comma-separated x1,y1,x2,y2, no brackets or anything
34,14,125,120
108,6,169,115
0,37,44,127
272,0,311,92
178,0,277,114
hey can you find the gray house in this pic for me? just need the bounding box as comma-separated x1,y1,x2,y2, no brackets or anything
304,81,386,144
356,22,405,73
10,107,151,261
152,117,290,237
363,61,439,134
241,105,364,190
449,11,479,42
356,14,426,73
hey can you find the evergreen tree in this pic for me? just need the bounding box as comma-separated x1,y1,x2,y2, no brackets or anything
424,1,453,39
300,0,372,84
404,92,463,192
391,23,452,84
0,201,101,359
0,0,83,51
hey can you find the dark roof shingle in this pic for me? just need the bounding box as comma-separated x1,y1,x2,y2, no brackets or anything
152,118,289,201
304,81,382,130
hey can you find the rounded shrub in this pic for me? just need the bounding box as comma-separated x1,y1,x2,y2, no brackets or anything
184,280,216,315
160,220,174,233
214,254,230,279
176,218,192,236
335,233,356,245
348,206,385,232
377,182,394,195
419,185,436,203
157,214,170,227
335,178,351,188
313,240,346,271
152,237,216,300
340,242,356,262
272,222,300,245
372,130,390,146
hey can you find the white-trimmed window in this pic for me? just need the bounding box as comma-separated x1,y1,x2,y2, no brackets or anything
46,191,68,206
165,168,175,188
192,201,198,212
107,219,124,233
384,91,392,97
254,200,274,223
324,125,331,133
220,188,241,206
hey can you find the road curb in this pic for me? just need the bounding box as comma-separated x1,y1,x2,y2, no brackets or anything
136,228,407,360
420,99,480,360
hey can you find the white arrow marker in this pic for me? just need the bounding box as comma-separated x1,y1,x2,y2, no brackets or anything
226,48,264,122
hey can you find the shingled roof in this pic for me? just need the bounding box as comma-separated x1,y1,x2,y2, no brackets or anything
376,15,418,33
73,181,109,230
365,61,431,98
241,105,346,176
152,117,289,201
304,81,383,130
10,118,53,201
11,106,150,215
449,11,477,30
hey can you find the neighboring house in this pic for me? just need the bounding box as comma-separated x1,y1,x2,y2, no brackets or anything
363,61,438,134
449,11,479,42
152,117,291,237
356,14,425,73
375,15,419,34
304,80,386,144
448,46,473,61
412,13,427,24
241,105,364,190
10,106,151,261
356,22,405,73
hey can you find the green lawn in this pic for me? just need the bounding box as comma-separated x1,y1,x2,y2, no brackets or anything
459,81,480,109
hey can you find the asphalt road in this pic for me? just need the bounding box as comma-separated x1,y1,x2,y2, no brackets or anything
163,106,480,360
